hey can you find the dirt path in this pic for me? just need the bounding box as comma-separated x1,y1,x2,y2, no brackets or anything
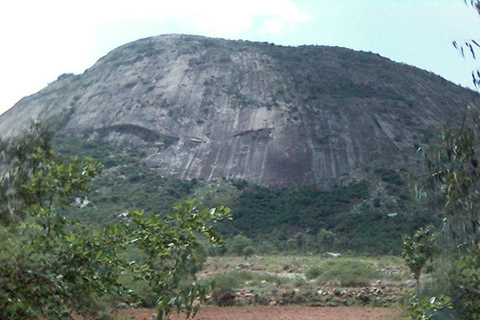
119,306,404,320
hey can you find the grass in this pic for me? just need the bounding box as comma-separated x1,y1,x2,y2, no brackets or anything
199,255,408,307
204,270,287,290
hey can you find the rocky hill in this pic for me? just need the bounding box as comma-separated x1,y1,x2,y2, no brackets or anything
1,34,478,188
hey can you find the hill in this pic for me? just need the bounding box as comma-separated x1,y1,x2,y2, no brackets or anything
0,34,478,253
1,34,478,188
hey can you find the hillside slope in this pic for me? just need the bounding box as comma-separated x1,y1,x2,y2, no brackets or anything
0,34,478,188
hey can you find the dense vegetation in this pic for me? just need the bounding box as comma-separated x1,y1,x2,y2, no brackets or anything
0,124,231,320
53,133,438,256
401,109,480,320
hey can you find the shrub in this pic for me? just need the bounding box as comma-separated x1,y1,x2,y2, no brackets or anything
206,271,251,306
316,259,377,287
226,234,254,256
404,292,452,320
242,245,255,259
447,246,480,319
305,266,322,280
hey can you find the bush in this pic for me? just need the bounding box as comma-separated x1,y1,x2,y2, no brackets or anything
305,266,322,280
404,292,452,320
447,246,480,319
314,259,377,287
211,287,236,306
206,271,251,306
226,234,254,256
242,245,255,259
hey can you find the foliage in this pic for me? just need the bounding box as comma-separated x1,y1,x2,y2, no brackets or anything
447,245,480,319
420,109,480,319
402,225,437,286
315,228,337,252
0,125,232,320
222,179,427,255
203,269,285,306
196,255,407,307
305,266,323,280
121,201,231,320
308,258,377,287
53,133,198,224
53,128,438,256
0,124,111,319
242,245,255,259
405,292,452,320
204,270,250,306
425,110,480,246
454,1,480,87
226,234,254,256
0,122,101,226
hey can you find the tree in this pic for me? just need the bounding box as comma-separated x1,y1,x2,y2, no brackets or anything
424,111,480,246
420,111,480,319
402,225,437,290
0,124,232,320
0,123,111,319
121,201,231,320
226,234,254,256
316,228,336,253
242,245,255,259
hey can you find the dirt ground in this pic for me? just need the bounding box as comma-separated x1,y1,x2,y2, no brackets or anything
119,306,404,320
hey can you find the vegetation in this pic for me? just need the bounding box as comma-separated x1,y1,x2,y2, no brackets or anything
198,255,406,308
52,132,437,256
402,225,437,288
0,124,231,320
305,259,377,287
404,293,452,320
402,109,480,319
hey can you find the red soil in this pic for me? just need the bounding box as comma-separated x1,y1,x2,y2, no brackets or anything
119,306,404,320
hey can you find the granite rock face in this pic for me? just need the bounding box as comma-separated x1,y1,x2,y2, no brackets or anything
0,34,478,188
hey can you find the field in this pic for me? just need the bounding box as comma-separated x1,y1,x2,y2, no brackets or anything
115,255,410,320
197,255,411,307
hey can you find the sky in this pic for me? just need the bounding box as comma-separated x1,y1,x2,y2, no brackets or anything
1,0,480,115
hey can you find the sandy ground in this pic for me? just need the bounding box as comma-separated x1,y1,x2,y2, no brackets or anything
119,306,404,320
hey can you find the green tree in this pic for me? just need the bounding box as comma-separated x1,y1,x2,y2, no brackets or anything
402,225,437,289
0,123,111,319
428,3,480,316
0,124,232,320
425,112,480,246
121,201,231,320
226,234,254,256
316,228,336,253
242,245,255,259
421,111,480,319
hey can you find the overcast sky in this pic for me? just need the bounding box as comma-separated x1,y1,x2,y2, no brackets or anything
1,0,480,115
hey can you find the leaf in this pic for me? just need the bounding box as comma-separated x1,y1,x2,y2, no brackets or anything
469,43,476,58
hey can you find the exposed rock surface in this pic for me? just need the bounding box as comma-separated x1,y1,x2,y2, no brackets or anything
0,34,478,187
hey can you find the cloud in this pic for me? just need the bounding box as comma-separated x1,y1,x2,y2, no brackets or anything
92,0,310,37
0,0,310,113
